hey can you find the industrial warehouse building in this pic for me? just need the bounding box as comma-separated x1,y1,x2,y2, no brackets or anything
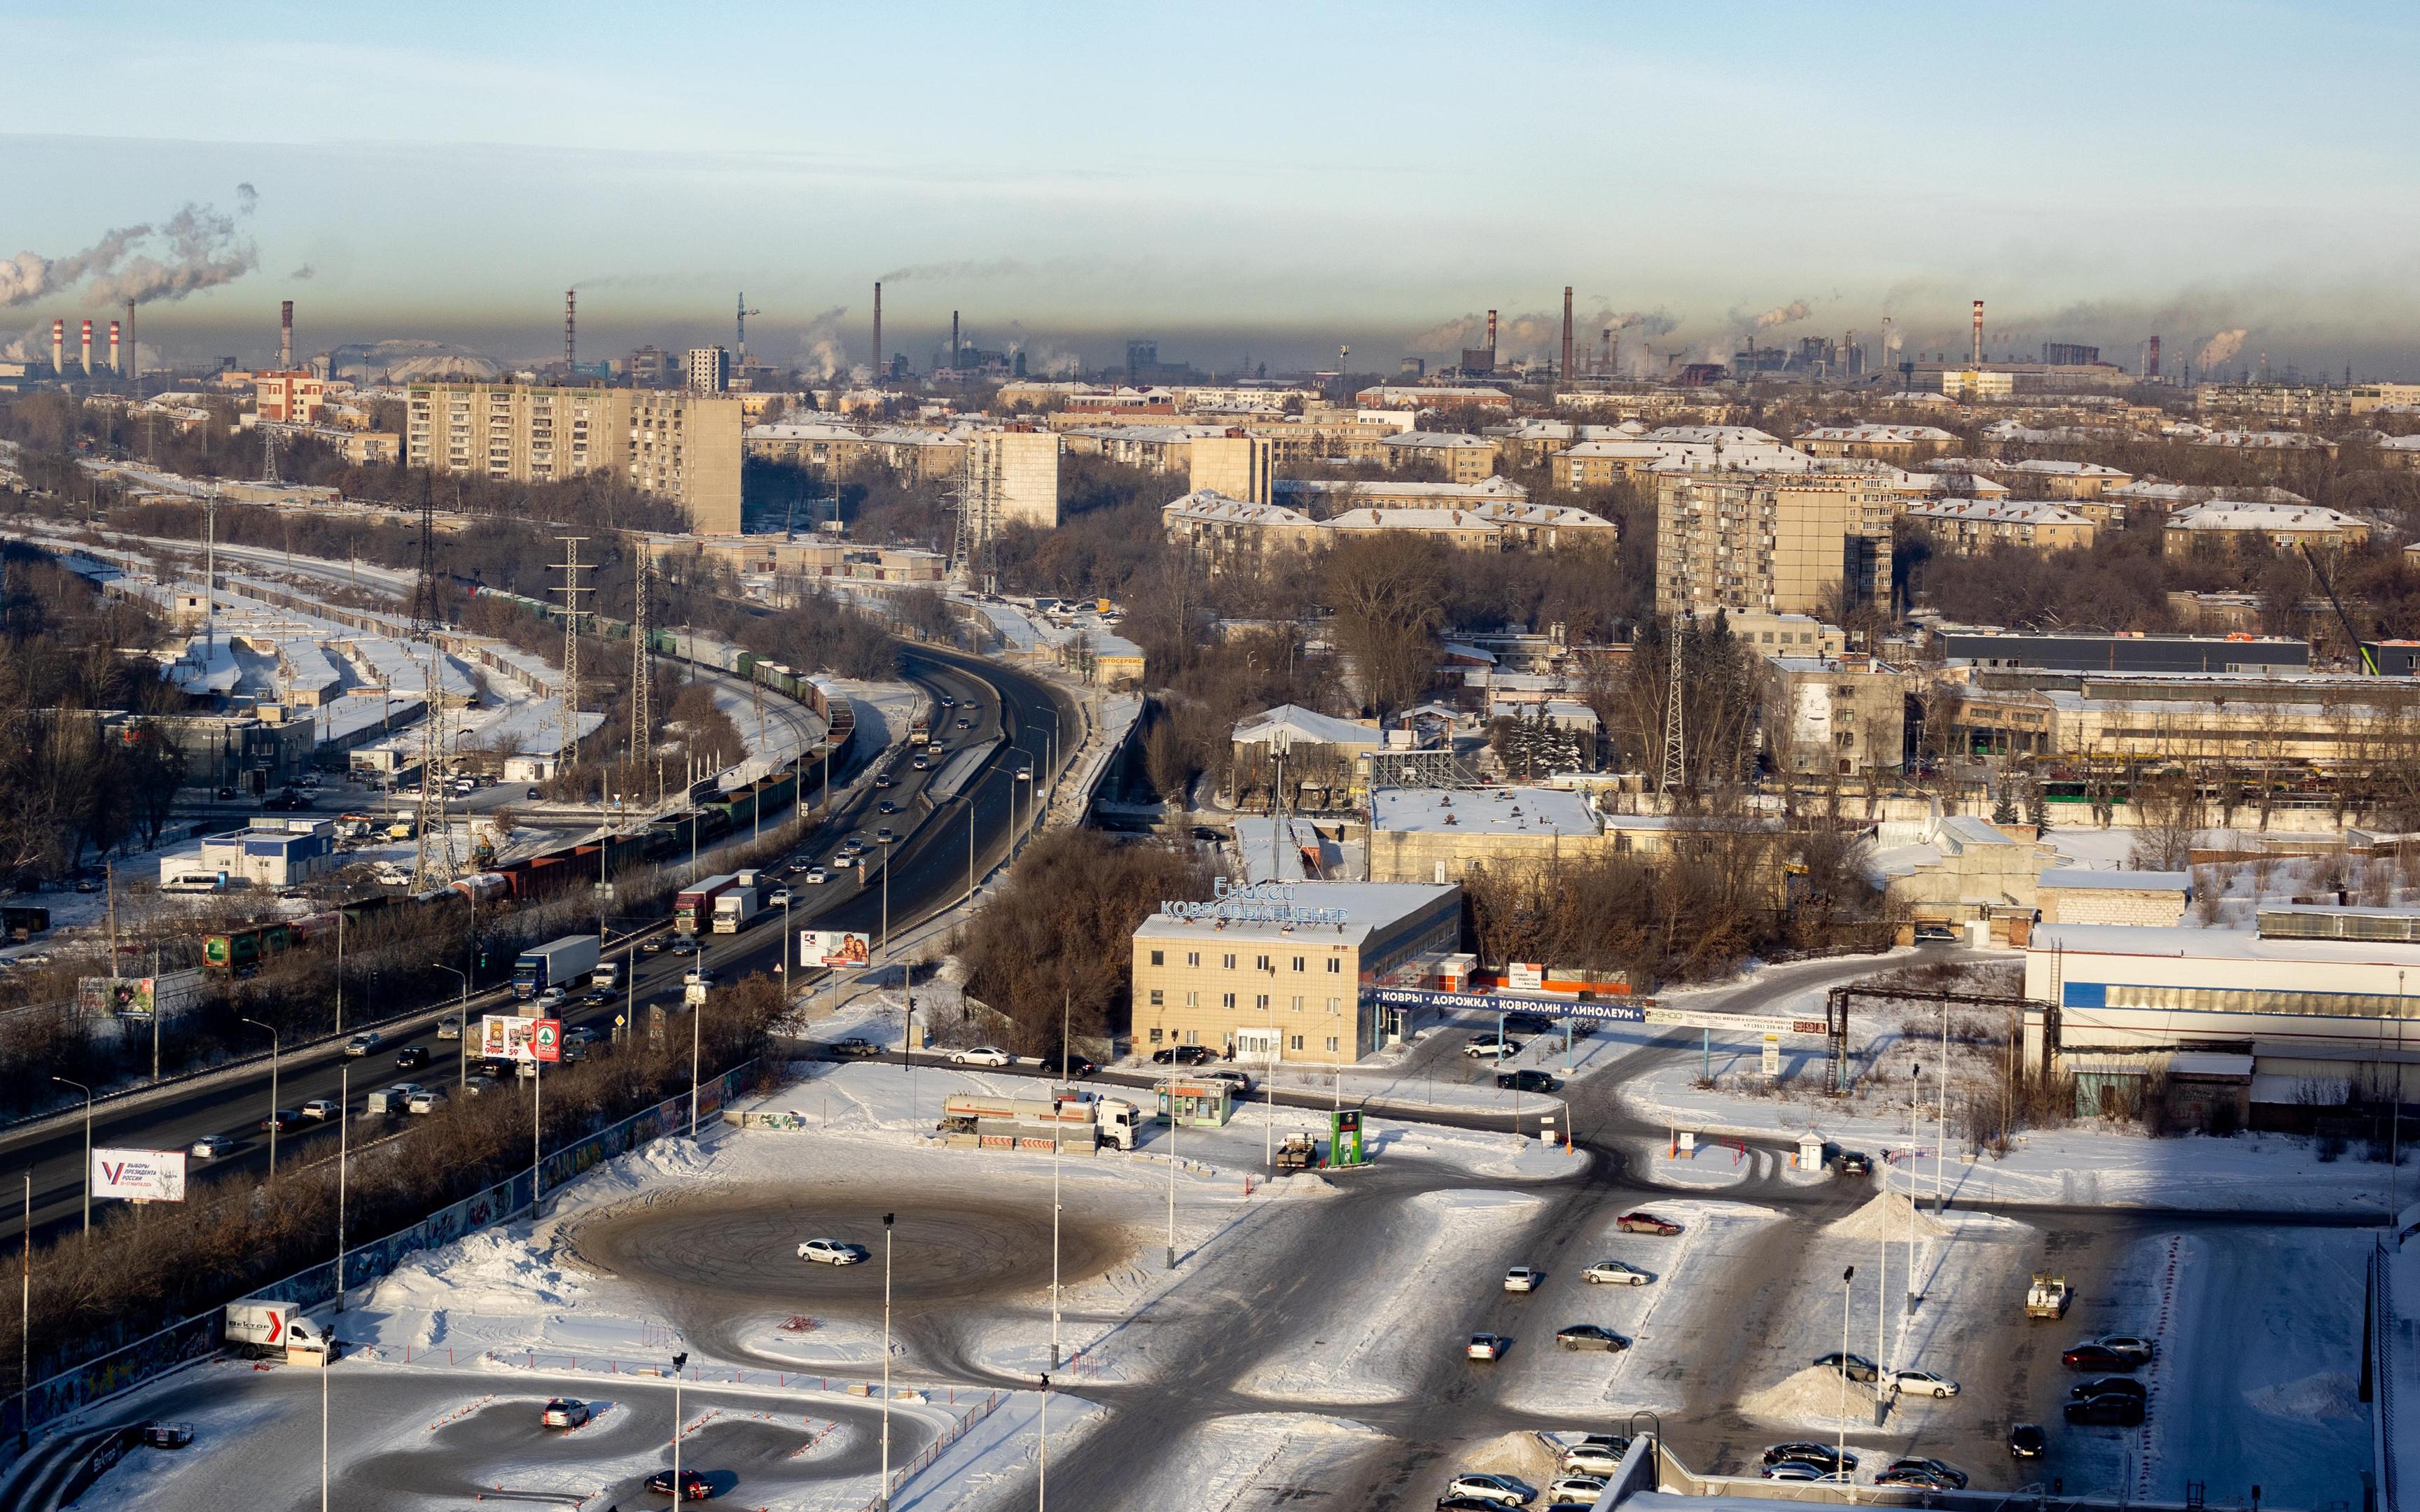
1129,881,1461,1062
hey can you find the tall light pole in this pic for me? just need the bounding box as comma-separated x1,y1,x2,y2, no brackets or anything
688,976,704,1138
879,836,893,967
1839,1265,1856,1501
879,1212,894,1511
18,1172,29,1452
323,1063,348,1512
1052,993,1066,1370
670,1349,688,1504
50,1077,90,1237
432,962,468,1090
1037,1371,1050,1512
241,1018,280,1177
1164,1084,1178,1270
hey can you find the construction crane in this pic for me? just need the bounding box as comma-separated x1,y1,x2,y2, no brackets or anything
2299,540,2379,673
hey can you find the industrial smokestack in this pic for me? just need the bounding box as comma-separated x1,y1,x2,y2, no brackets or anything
2146,334,2162,380
872,282,883,382
1560,286,1574,379
280,299,293,369
1970,300,1983,366
81,319,92,377
1600,326,1613,377
564,289,576,377
1485,309,1498,356
51,320,62,377
950,309,960,371
109,320,120,377
124,301,136,379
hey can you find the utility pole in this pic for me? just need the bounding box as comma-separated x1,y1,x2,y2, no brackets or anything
413,643,457,886
553,537,590,771
407,476,440,636
1660,613,1689,798
631,547,655,788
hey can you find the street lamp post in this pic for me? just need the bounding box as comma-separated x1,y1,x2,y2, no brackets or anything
1037,1371,1049,1511
879,1212,895,1511
50,1077,91,1237
1164,1086,1178,1270
240,1017,280,1177
322,1063,349,1512
432,962,468,1090
670,1349,688,1504
1840,1265,1856,1504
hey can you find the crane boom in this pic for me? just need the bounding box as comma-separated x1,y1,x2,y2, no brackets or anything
2299,541,2377,673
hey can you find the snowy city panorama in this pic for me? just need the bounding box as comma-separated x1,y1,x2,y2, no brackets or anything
8,4,2420,1511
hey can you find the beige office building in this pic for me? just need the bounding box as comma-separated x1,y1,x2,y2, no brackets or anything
1189,432,1274,505
964,427,1062,531
405,383,744,533
1654,471,1895,619
1129,881,1461,1062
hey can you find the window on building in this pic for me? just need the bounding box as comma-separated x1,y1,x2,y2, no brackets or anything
1292,956,1305,972
1255,993,1270,1010
1221,992,1236,1009
1326,1036,1340,1053
1148,1026,1163,1044
1256,954,1271,972
1222,953,1237,970
1184,1030,1199,1045
1150,950,1164,967
1184,991,1198,1007
1328,997,1341,1013
1291,995,1303,1011
1290,1034,1305,1051
1148,989,1164,1006
1186,951,1199,968
1326,958,1342,974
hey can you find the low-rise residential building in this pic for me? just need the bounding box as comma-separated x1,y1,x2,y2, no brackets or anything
1129,881,1464,1061
1166,489,1610,563
1273,477,1530,511
2001,459,2134,498
1162,491,1322,566
1354,385,1514,411
1905,498,2096,555
1793,424,1960,461
1323,506,1501,550
1379,431,1501,482
2162,499,2370,555
1760,654,1913,776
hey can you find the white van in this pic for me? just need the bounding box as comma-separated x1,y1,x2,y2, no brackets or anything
160,874,225,895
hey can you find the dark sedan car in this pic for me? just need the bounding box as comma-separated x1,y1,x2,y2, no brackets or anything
1761,1443,1856,1472
2061,1343,2139,1373
2008,1422,2047,1458
1054,1056,1101,1078
394,1045,431,1070
1496,1068,1562,1093
1151,1044,1217,1065
645,1469,713,1500
258,1109,301,1133
2070,1376,2147,1402
1813,1351,1880,1384
2065,1393,2146,1427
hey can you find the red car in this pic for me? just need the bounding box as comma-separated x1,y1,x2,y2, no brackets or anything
1616,1212,1683,1236
2061,1343,2138,1373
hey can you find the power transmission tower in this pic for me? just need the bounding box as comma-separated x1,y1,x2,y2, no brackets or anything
630,546,655,778
1659,614,1689,797
259,425,280,486
949,448,988,589
407,477,441,636
552,538,590,771
413,642,458,886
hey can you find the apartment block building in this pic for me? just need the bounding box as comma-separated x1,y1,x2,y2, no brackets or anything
963,427,1062,533
251,371,328,425
405,383,744,533
1904,498,2096,555
1653,471,1895,619
1188,431,1274,505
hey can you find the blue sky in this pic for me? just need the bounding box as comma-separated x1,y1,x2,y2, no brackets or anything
7,1,2419,374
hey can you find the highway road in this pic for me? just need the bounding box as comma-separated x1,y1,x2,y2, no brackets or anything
0,640,1076,1251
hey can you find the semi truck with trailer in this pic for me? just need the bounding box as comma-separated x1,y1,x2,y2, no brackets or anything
938,1091,1139,1153
513,934,600,1000
674,874,744,935
712,880,765,933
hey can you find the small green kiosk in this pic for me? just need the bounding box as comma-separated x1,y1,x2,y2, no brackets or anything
1328,1107,1367,1168
1157,1077,1235,1128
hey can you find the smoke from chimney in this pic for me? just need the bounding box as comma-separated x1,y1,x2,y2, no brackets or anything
872,281,883,382
279,299,293,369
1560,286,1573,379
1970,300,1983,365
109,320,119,375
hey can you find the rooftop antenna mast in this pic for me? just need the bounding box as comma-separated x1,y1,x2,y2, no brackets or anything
1659,614,1689,798
413,642,457,885
553,538,590,776
407,475,441,636
630,546,655,790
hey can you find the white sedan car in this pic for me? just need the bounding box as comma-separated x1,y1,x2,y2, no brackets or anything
1545,1476,1607,1505
1443,1473,1533,1505
1466,1333,1506,1362
805,869,828,886
797,1238,868,1266
950,1046,1012,1067
1583,1259,1653,1286
189,1134,235,1160
1893,1368,1961,1398
1503,1266,1543,1294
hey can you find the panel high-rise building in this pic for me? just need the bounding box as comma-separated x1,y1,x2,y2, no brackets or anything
1655,471,1895,620
684,345,731,393
404,382,743,533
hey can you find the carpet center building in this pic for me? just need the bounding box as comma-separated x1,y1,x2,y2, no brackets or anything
1130,881,1461,1061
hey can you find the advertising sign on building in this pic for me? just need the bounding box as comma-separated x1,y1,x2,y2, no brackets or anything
480,1014,544,1063
1505,962,1545,993
1330,1107,1365,1168
91,1147,188,1202
804,930,872,969
1761,1032,1781,1077
532,1018,562,1063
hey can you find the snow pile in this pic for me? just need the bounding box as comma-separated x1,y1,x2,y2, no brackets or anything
2248,1370,2365,1424
1113,1413,1384,1511
1456,1429,1566,1487
359,1227,585,1348
1741,1364,1886,1428
1827,1189,1952,1241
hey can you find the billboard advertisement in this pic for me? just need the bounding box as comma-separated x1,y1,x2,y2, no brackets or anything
480,1014,545,1063
531,1018,562,1063
91,1148,188,1202
804,930,872,969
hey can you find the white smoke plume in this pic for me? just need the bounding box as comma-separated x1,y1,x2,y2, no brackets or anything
878,258,1027,283
1,190,260,309
288,265,316,281
793,304,851,382
1751,299,1812,330
2197,328,2248,369
1604,309,1681,336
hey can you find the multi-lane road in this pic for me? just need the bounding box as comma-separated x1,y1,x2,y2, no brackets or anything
0,641,1076,1249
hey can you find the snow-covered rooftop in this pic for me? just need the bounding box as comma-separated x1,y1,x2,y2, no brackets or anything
1370,785,1600,836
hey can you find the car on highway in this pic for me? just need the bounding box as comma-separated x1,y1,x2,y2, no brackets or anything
396,1045,431,1069
300,1099,340,1121
1837,1151,1873,1175
540,1398,591,1429
798,1238,868,1266
1558,1439,1627,1476
1463,1033,1522,1059
258,1110,301,1133
1442,1474,1534,1505
1496,1069,1560,1093
408,1089,447,1114
950,1046,1012,1067
586,986,613,1003
1151,1044,1216,1065
436,1016,462,1041
768,888,792,906
1615,1212,1683,1236
875,827,895,844
805,869,828,885
874,774,893,788
641,937,668,954
1761,1443,1854,1472
684,968,715,987
1055,1055,1101,1078
645,1469,712,1501
1555,1324,1625,1352
2070,1375,2146,1401
373,1083,429,1112
939,696,955,707
1543,1476,1606,1505
877,800,898,815
956,718,971,729
189,1134,235,1159
1465,1334,1506,1362
2065,1392,2145,1427
343,1031,382,1056
912,756,929,771
536,987,569,1009
139,1421,195,1449
1880,1458,1968,1490
669,937,700,954
1583,1260,1652,1286
2008,1423,2047,1458
1814,1351,1880,1383
2061,1343,2139,1373
1893,1368,1959,1398
2098,1334,2156,1364
1200,1068,1253,1094
829,1038,882,1058
1503,1266,1543,1293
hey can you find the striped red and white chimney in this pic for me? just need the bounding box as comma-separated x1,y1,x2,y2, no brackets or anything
80,318,93,376
109,320,120,376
